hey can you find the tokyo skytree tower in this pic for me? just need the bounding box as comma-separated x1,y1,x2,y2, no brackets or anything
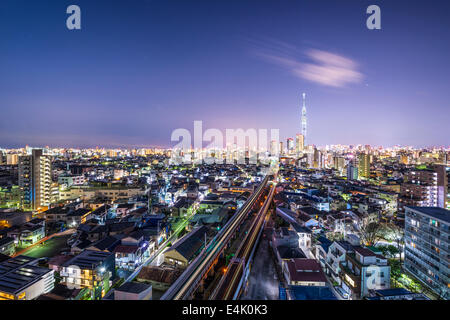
301,92,307,144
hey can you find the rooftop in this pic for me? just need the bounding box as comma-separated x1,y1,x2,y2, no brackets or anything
0,255,53,295
354,246,376,257
287,285,338,300
405,206,450,224
116,281,151,294
165,226,208,262
136,265,182,285
62,250,113,270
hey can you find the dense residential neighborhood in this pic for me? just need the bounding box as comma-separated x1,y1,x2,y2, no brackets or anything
0,145,448,300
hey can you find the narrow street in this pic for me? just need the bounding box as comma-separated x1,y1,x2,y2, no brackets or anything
241,224,279,300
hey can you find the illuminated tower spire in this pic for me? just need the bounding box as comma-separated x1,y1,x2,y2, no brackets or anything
301,92,307,145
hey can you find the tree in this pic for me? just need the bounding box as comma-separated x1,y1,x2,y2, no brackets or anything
359,222,382,246
379,222,404,244
389,259,402,283
378,245,400,259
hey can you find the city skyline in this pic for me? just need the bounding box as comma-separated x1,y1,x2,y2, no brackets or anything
1,0,449,304
1,0,449,148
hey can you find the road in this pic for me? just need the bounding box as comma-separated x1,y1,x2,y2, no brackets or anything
13,229,76,258
240,230,278,300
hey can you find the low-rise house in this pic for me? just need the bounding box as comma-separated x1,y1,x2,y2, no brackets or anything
36,283,83,300
78,223,108,242
107,221,136,236
297,213,319,229
273,244,306,269
340,246,390,299
170,197,195,217
0,236,15,256
71,239,92,255
19,224,45,247
186,185,199,199
48,255,73,273
114,245,144,270
44,202,85,224
136,265,182,291
60,250,115,299
324,241,354,285
323,212,353,234
314,236,333,269
125,207,148,224
66,208,92,228
283,258,328,287
90,205,111,223
114,282,152,300
298,206,326,221
164,226,208,268
87,236,121,253
6,218,46,247
122,230,155,256
0,255,55,300
116,203,136,217
272,227,299,249
289,223,312,250
44,206,72,223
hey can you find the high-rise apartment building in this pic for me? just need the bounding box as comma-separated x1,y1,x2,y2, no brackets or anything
399,165,448,210
347,162,358,180
279,141,284,156
313,148,323,169
0,151,5,165
333,156,345,173
18,149,52,211
6,154,19,165
404,206,449,299
270,140,278,156
358,153,370,179
287,138,294,153
296,134,304,155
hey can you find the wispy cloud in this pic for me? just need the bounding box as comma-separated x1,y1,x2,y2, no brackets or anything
251,38,363,88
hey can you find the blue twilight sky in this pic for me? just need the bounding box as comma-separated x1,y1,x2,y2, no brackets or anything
0,0,449,149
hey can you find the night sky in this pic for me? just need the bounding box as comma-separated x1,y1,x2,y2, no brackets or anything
1,0,449,148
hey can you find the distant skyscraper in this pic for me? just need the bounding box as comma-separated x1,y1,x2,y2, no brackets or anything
19,149,52,210
296,134,304,154
270,140,278,156
358,153,370,179
6,154,18,165
313,148,323,169
333,156,345,173
287,138,294,153
301,92,307,145
347,162,358,180
399,164,448,210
